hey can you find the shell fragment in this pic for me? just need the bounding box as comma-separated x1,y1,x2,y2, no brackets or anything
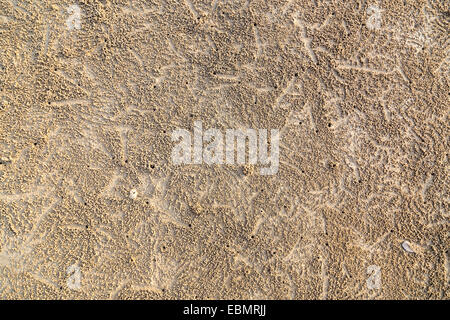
401,241,415,253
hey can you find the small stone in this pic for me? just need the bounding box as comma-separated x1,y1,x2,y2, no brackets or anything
129,189,138,200
401,241,415,253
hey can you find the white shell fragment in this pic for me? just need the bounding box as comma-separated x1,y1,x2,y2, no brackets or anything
129,189,138,200
401,241,415,253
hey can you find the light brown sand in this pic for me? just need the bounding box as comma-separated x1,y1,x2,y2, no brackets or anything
0,0,448,299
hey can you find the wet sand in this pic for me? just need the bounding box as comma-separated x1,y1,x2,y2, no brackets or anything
0,0,448,299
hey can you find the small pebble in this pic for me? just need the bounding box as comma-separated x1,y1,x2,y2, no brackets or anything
402,241,415,253
129,189,138,200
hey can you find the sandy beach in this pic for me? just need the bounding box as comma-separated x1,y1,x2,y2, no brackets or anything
0,0,448,299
